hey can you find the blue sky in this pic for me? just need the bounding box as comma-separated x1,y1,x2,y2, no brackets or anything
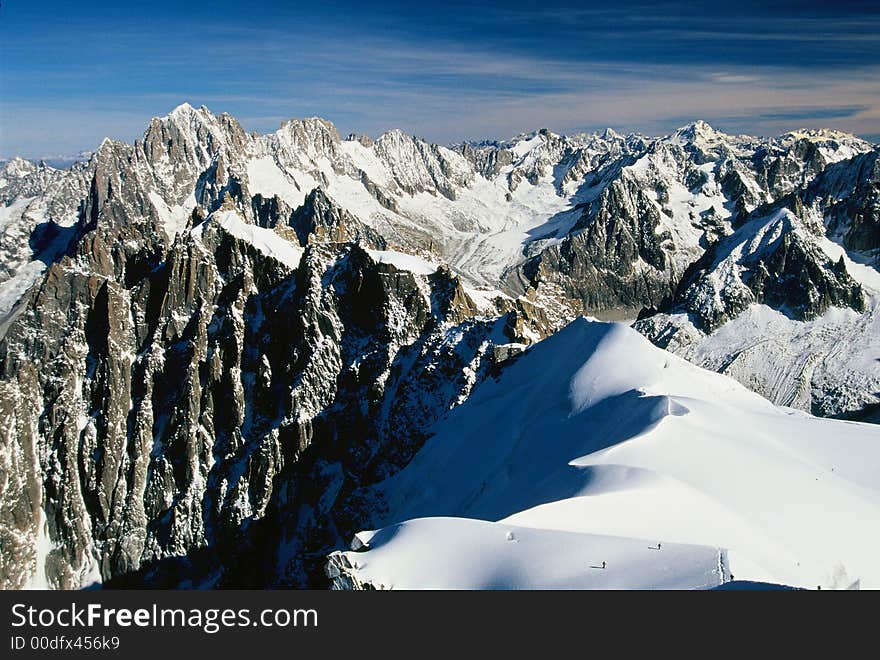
2,1,879,158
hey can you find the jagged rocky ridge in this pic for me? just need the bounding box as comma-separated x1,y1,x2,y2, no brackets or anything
635,147,880,418
0,106,878,588
0,202,509,588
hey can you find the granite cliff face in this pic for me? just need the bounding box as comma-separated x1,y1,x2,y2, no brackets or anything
0,216,510,588
1,106,878,588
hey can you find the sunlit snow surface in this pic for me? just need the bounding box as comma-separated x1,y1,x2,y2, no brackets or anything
364,248,438,275
333,319,880,590
194,210,304,268
345,518,729,590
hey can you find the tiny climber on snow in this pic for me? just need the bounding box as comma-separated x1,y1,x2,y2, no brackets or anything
602,561,606,569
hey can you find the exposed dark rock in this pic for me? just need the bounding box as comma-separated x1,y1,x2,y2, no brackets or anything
287,188,387,249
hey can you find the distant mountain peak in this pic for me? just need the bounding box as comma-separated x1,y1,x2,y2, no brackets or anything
781,127,865,144
672,119,724,141
169,101,196,115
167,101,213,119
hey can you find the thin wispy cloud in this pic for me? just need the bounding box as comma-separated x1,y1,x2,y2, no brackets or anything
2,1,878,157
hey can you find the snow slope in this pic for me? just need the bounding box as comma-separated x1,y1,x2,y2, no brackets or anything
195,210,304,268
331,518,728,590
364,248,438,275
329,319,880,590
649,303,880,418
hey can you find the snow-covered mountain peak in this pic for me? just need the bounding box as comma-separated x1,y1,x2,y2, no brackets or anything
275,116,342,148
684,121,768,152
167,101,197,118
782,127,865,143
371,128,474,199
664,120,751,161
148,102,242,143
778,128,874,165
508,131,546,156
373,127,428,161
156,102,228,138
671,119,726,142
1,156,41,179
376,127,413,142
79,138,135,182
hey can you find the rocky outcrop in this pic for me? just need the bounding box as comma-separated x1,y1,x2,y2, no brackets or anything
517,176,675,314
662,210,865,334
286,188,387,249
806,149,880,256
454,142,514,180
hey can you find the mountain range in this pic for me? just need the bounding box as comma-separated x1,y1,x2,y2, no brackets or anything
0,104,878,589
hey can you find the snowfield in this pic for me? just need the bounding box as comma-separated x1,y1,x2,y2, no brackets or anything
195,210,305,269
333,518,729,590
329,319,880,590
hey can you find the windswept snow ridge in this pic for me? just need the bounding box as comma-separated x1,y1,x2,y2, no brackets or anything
329,319,880,590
